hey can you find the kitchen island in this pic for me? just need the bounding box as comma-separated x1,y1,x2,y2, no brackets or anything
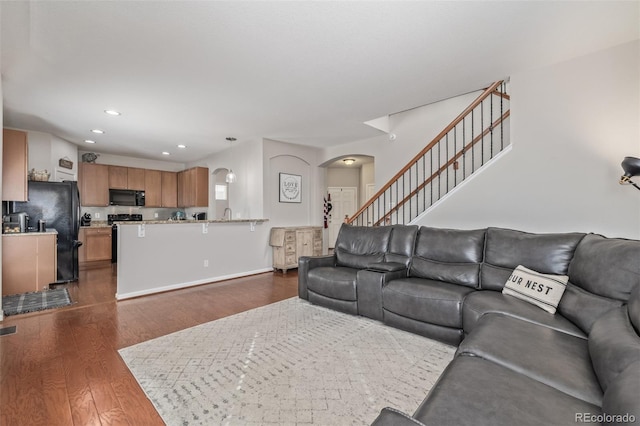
115,219,270,299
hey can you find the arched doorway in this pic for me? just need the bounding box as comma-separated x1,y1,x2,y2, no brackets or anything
322,155,375,248
212,168,230,219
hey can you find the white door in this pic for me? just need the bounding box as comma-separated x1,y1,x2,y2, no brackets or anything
365,184,376,201
327,187,357,248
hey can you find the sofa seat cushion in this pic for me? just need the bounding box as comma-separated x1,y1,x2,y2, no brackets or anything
307,266,358,301
382,278,474,328
462,290,585,338
457,314,602,406
413,355,601,426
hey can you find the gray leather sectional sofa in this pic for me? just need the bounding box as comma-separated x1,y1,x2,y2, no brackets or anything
298,224,640,426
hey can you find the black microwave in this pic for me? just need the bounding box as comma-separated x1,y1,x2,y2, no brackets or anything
109,189,145,206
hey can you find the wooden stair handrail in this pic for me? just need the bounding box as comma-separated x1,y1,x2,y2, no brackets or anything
372,110,510,226
348,80,505,224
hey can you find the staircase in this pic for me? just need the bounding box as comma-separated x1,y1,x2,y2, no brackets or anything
348,80,510,226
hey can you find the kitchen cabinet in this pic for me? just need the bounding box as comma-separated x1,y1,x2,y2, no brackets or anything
79,227,112,263
161,171,178,208
79,163,109,206
2,128,28,201
2,233,57,296
144,169,162,207
269,226,322,273
109,165,128,189
109,166,145,190
178,167,209,207
127,167,145,190
146,169,178,208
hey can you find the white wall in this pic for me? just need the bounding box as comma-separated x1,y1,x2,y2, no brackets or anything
78,150,185,172
263,138,325,228
116,221,271,299
196,138,264,220
26,130,79,180
323,91,482,192
416,41,640,239
327,168,359,188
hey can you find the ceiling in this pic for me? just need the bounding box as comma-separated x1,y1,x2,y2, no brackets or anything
1,1,638,163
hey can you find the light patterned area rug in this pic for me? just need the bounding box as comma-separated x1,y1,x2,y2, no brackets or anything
119,298,455,425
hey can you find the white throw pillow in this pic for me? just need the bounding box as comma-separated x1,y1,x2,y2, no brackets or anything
502,265,568,314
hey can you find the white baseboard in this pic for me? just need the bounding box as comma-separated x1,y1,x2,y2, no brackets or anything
115,267,274,300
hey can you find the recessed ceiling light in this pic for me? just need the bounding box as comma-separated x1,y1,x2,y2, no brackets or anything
104,110,121,116
84,139,96,144
162,151,170,156
177,144,186,149
343,158,356,165
91,129,105,134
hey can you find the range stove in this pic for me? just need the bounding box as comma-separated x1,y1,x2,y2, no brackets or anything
107,213,143,225
109,214,143,263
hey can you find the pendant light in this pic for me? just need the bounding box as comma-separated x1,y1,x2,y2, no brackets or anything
225,137,237,183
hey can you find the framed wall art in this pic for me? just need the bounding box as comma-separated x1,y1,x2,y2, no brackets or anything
279,173,302,203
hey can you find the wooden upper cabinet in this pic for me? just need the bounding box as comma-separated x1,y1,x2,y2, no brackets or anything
177,167,209,208
109,166,145,190
79,163,109,206
109,166,128,189
127,167,145,190
144,169,162,207
2,129,28,201
161,171,178,208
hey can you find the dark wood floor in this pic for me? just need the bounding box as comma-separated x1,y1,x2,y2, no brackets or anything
0,263,299,425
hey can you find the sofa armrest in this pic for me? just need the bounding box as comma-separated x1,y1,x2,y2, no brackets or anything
298,255,336,300
357,268,408,320
371,407,428,426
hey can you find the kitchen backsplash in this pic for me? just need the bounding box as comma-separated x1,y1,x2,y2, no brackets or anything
81,206,209,222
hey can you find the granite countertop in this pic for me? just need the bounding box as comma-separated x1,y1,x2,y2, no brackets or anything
81,221,110,228
116,218,269,225
2,229,59,237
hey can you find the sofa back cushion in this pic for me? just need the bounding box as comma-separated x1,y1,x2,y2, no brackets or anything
558,284,623,334
410,227,486,288
480,227,584,291
385,225,419,266
335,224,392,269
588,285,640,392
559,234,640,334
567,234,640,302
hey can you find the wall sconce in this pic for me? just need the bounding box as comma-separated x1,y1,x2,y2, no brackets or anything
619,156,640,191
225,137,237,183
343,158,356,166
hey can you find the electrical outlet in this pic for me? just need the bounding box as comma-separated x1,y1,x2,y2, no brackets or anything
154,212,159,218
138,224,145,238
95,212,100,219
250,221,255,232
203,259,209,267
202,223,208,234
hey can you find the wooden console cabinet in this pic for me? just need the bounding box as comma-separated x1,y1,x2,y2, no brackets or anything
2,233,57,296
269,226,322,273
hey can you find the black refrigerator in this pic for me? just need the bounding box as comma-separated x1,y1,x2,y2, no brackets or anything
10,181,82,283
